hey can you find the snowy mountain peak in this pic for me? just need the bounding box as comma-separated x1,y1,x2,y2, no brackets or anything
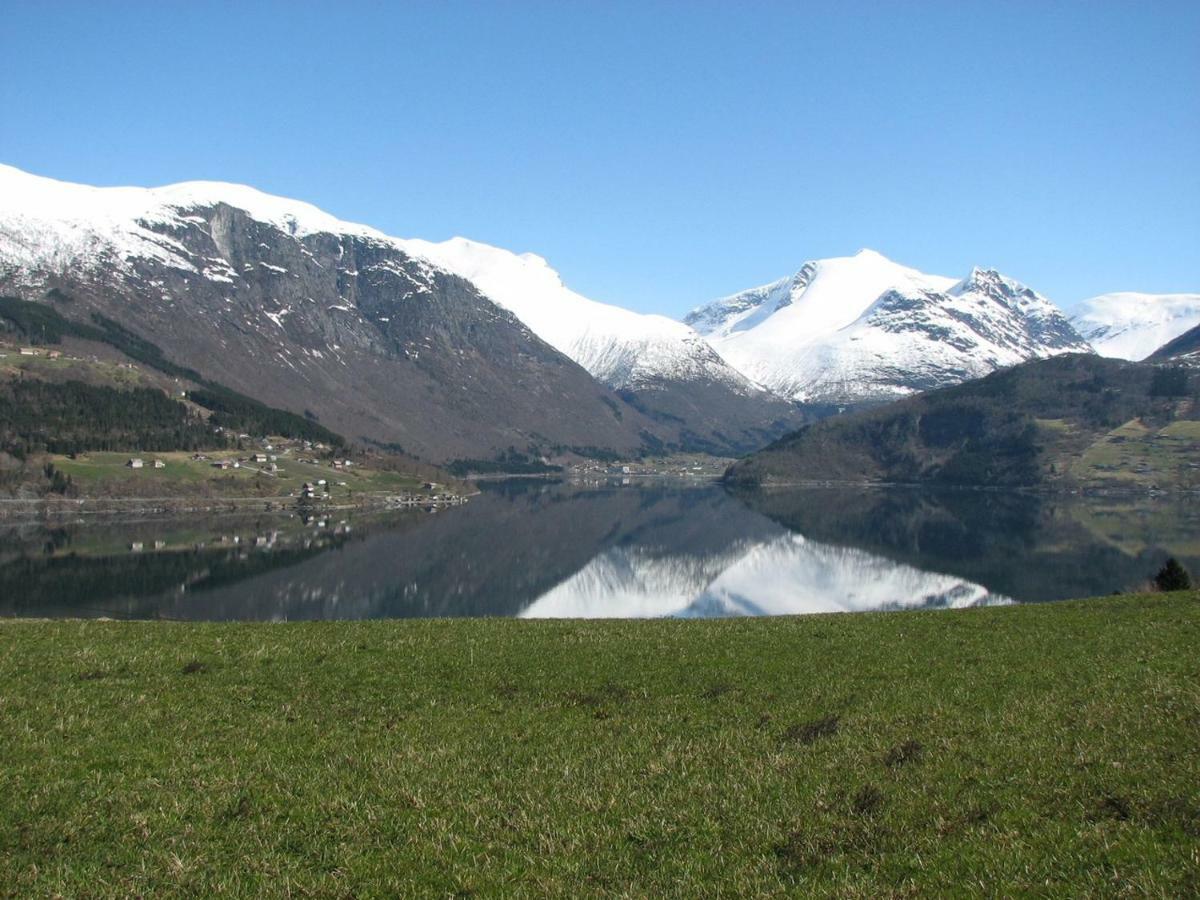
953,267,1041,306
1071,292,1200,361
0,163,388,243
684,249,948,342
689,252,1090,404
0,163,400,286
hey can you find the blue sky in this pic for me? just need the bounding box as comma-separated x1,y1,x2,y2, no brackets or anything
2,1,1196,316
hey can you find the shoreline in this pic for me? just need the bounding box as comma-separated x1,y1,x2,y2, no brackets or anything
0,490,475,522
726,478,1200,496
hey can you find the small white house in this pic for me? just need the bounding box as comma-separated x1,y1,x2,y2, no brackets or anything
153,460,166,469
127,458,145,469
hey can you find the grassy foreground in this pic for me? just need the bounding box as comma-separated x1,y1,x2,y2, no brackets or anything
1,596,1198,897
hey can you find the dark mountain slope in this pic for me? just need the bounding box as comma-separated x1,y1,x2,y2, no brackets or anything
725,354,1200,489
1147,324,1200,364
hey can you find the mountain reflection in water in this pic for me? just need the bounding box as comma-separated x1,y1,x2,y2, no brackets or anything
0,481,1195,621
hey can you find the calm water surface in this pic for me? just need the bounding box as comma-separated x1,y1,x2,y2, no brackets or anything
1,481,1196,620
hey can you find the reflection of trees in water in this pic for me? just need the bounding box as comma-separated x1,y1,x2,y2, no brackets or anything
734,487,1200,602
0,534,355,619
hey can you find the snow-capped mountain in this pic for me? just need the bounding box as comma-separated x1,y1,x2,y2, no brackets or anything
686,249,1092,404
1070,292,1200,361
0,163,667,461
398,237,748,391
0,164,801,456
395,237,803,451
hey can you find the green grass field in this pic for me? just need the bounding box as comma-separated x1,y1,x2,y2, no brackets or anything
0,350,150,388
1,595,1197,896
1071,418,1200,489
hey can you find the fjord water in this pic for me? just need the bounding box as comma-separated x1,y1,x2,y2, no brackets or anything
1,482,1195,621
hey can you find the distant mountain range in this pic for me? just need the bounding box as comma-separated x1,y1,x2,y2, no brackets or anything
0,163,1194,464
1070,292,1200,361
687,250,1092,404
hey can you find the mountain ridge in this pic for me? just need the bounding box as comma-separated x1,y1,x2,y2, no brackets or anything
0,164,802,459
0,164,663,462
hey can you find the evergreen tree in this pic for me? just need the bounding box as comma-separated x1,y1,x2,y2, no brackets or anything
1148,367,1190,398
1153,558,1192,592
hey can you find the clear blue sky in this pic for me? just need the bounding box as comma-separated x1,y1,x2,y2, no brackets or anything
2,1,1196,315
